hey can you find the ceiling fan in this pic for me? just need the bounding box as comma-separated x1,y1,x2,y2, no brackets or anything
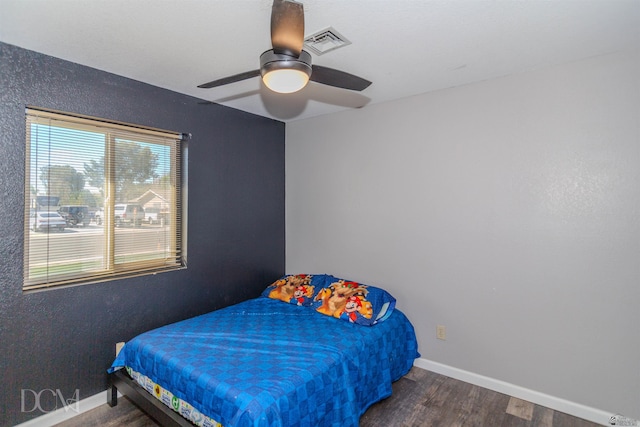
197,0,372,94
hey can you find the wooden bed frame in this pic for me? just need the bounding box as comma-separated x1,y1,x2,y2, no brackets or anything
108,369,194,427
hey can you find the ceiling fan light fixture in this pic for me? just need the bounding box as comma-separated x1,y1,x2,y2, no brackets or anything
260,49,312,93
197,1,372,94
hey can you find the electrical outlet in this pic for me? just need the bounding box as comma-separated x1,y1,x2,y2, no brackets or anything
115,341,125,357
436,325,446,340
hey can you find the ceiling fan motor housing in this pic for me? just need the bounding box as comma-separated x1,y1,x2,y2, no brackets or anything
260,49,312,78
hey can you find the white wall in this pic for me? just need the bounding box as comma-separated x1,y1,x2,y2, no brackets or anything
286,50,639,418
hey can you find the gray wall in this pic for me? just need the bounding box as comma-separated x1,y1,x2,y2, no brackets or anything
286,50,639,418
0,42,285,426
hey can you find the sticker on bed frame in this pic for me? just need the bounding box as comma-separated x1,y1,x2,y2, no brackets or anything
126,367,223,427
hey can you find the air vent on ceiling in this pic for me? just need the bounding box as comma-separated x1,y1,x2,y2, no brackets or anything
304,27,351,56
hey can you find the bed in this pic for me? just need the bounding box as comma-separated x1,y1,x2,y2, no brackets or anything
108,274,419,427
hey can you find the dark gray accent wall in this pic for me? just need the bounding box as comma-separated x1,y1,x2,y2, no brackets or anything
0,42,285,426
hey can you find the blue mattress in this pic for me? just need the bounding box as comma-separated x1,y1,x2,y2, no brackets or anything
110,297,419,426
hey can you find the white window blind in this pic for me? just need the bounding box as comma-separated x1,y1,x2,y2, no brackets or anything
24,108,185,290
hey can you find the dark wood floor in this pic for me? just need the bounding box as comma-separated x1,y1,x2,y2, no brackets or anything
54,367,601,427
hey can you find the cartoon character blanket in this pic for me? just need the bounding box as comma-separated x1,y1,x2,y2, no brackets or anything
109,297,419,427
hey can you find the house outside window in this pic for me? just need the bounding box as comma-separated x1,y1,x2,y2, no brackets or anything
23,108,186,290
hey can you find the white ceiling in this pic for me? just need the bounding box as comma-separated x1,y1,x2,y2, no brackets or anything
1,0,638,122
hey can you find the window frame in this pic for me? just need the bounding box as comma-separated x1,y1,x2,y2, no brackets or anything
23,107,186,291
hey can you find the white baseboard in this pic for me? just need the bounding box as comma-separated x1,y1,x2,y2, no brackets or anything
13,363,636,427
414,358,619,426
13,390,117,427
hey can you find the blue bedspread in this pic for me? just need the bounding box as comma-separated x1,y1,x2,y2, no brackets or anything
110,297,419,427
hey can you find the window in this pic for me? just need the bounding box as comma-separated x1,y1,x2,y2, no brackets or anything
24,108,185,290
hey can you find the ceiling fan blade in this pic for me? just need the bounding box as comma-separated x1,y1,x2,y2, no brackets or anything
197,70,261,89
310,65,372,91
271,0,304,56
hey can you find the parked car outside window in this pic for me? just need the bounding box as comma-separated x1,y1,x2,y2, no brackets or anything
30,211,66,232
144,207,161,224
58,205,90,227
114,204,145,227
